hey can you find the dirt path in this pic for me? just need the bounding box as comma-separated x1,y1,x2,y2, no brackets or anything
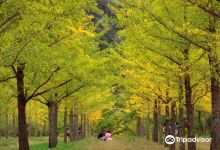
85,138,210,150
85,138,168,150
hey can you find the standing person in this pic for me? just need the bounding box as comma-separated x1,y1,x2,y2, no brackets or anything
104,131,112,141
175,122,180,137
66,127,70,141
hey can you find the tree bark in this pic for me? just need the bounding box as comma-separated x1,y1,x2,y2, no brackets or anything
13,111,17,137
183,47,196,150
34,112,38,137
80,114,83,139
136,116,142,137
64,106,67,143
165,105,170,118
87,118,90,137
178,77,185,150
158,102,163,144
208,52,220,150
69,108,74,141
48,102,58,148
169,101,176,150
153,99,158,142
17,63,30,150
206,12,220,149
42,120,46,136
5,110,8,139
73,113,79,140
146,101,150,140
83,115,86,138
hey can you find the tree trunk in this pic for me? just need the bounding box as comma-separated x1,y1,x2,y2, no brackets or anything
87,118,90,137
69,108,74,141
17,63,30,150
28,114,32,137
34,112,38,137
169,101,176,150
13,111,17,137
165,105,170,118
136,116,141,137
158,102,163,144
80,114,83,139
153,99,158,142
73,113,79,140
64,106,67,143
5,110,8,139
208,52,220,150
42,120,46,136
146,101,150,140
184,70,196,150
48,102,58,148
178,77,185,150
198,110,203,135
207,13,220,150
83,115,86,138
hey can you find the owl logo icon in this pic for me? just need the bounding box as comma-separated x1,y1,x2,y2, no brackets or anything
165,135,175,145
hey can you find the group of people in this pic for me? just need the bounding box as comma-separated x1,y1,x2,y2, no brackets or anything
98,131,112,141
163,119,180,137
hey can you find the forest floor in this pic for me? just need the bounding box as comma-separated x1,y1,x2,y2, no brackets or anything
0,137,210,150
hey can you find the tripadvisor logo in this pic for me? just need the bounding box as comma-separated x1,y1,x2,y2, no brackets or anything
165,135,175,145
165,135,212,145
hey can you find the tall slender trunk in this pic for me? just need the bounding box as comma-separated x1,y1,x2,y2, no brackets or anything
164,110,171,147
87,118,90,137
169,101,176,150
153,99,158,142
158,101,163,144
13,111,17,137
34,112,38,137
178,77,185,150
28,114,31,137
17,63,30,150
83,115,86,138
183,47,196,150
73,113,79,140
198,110,203,135
207,12,220,150
42,120,46,136
5,110,8,139
80,114,83,139
165,105,170,117
48,102,58,148
64,106,67,143
69,108,74,141
136,116,141,136
146,101,150,140
208,52,220,150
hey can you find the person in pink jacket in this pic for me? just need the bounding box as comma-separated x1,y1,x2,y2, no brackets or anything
104,131,112,141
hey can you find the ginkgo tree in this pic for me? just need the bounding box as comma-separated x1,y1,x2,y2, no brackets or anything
0,0,99,150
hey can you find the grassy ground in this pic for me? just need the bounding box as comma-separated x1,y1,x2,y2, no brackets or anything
0,137,93,150
0,136,210,150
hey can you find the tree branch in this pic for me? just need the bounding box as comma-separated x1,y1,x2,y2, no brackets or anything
186,0,220,19
123,1,212,52
0,12,20,34
193,83,209,105
32,98,48,105
0,76,16,83
26,78,73,102
48,36,67,47
56,82,89,103
27,67,60,100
